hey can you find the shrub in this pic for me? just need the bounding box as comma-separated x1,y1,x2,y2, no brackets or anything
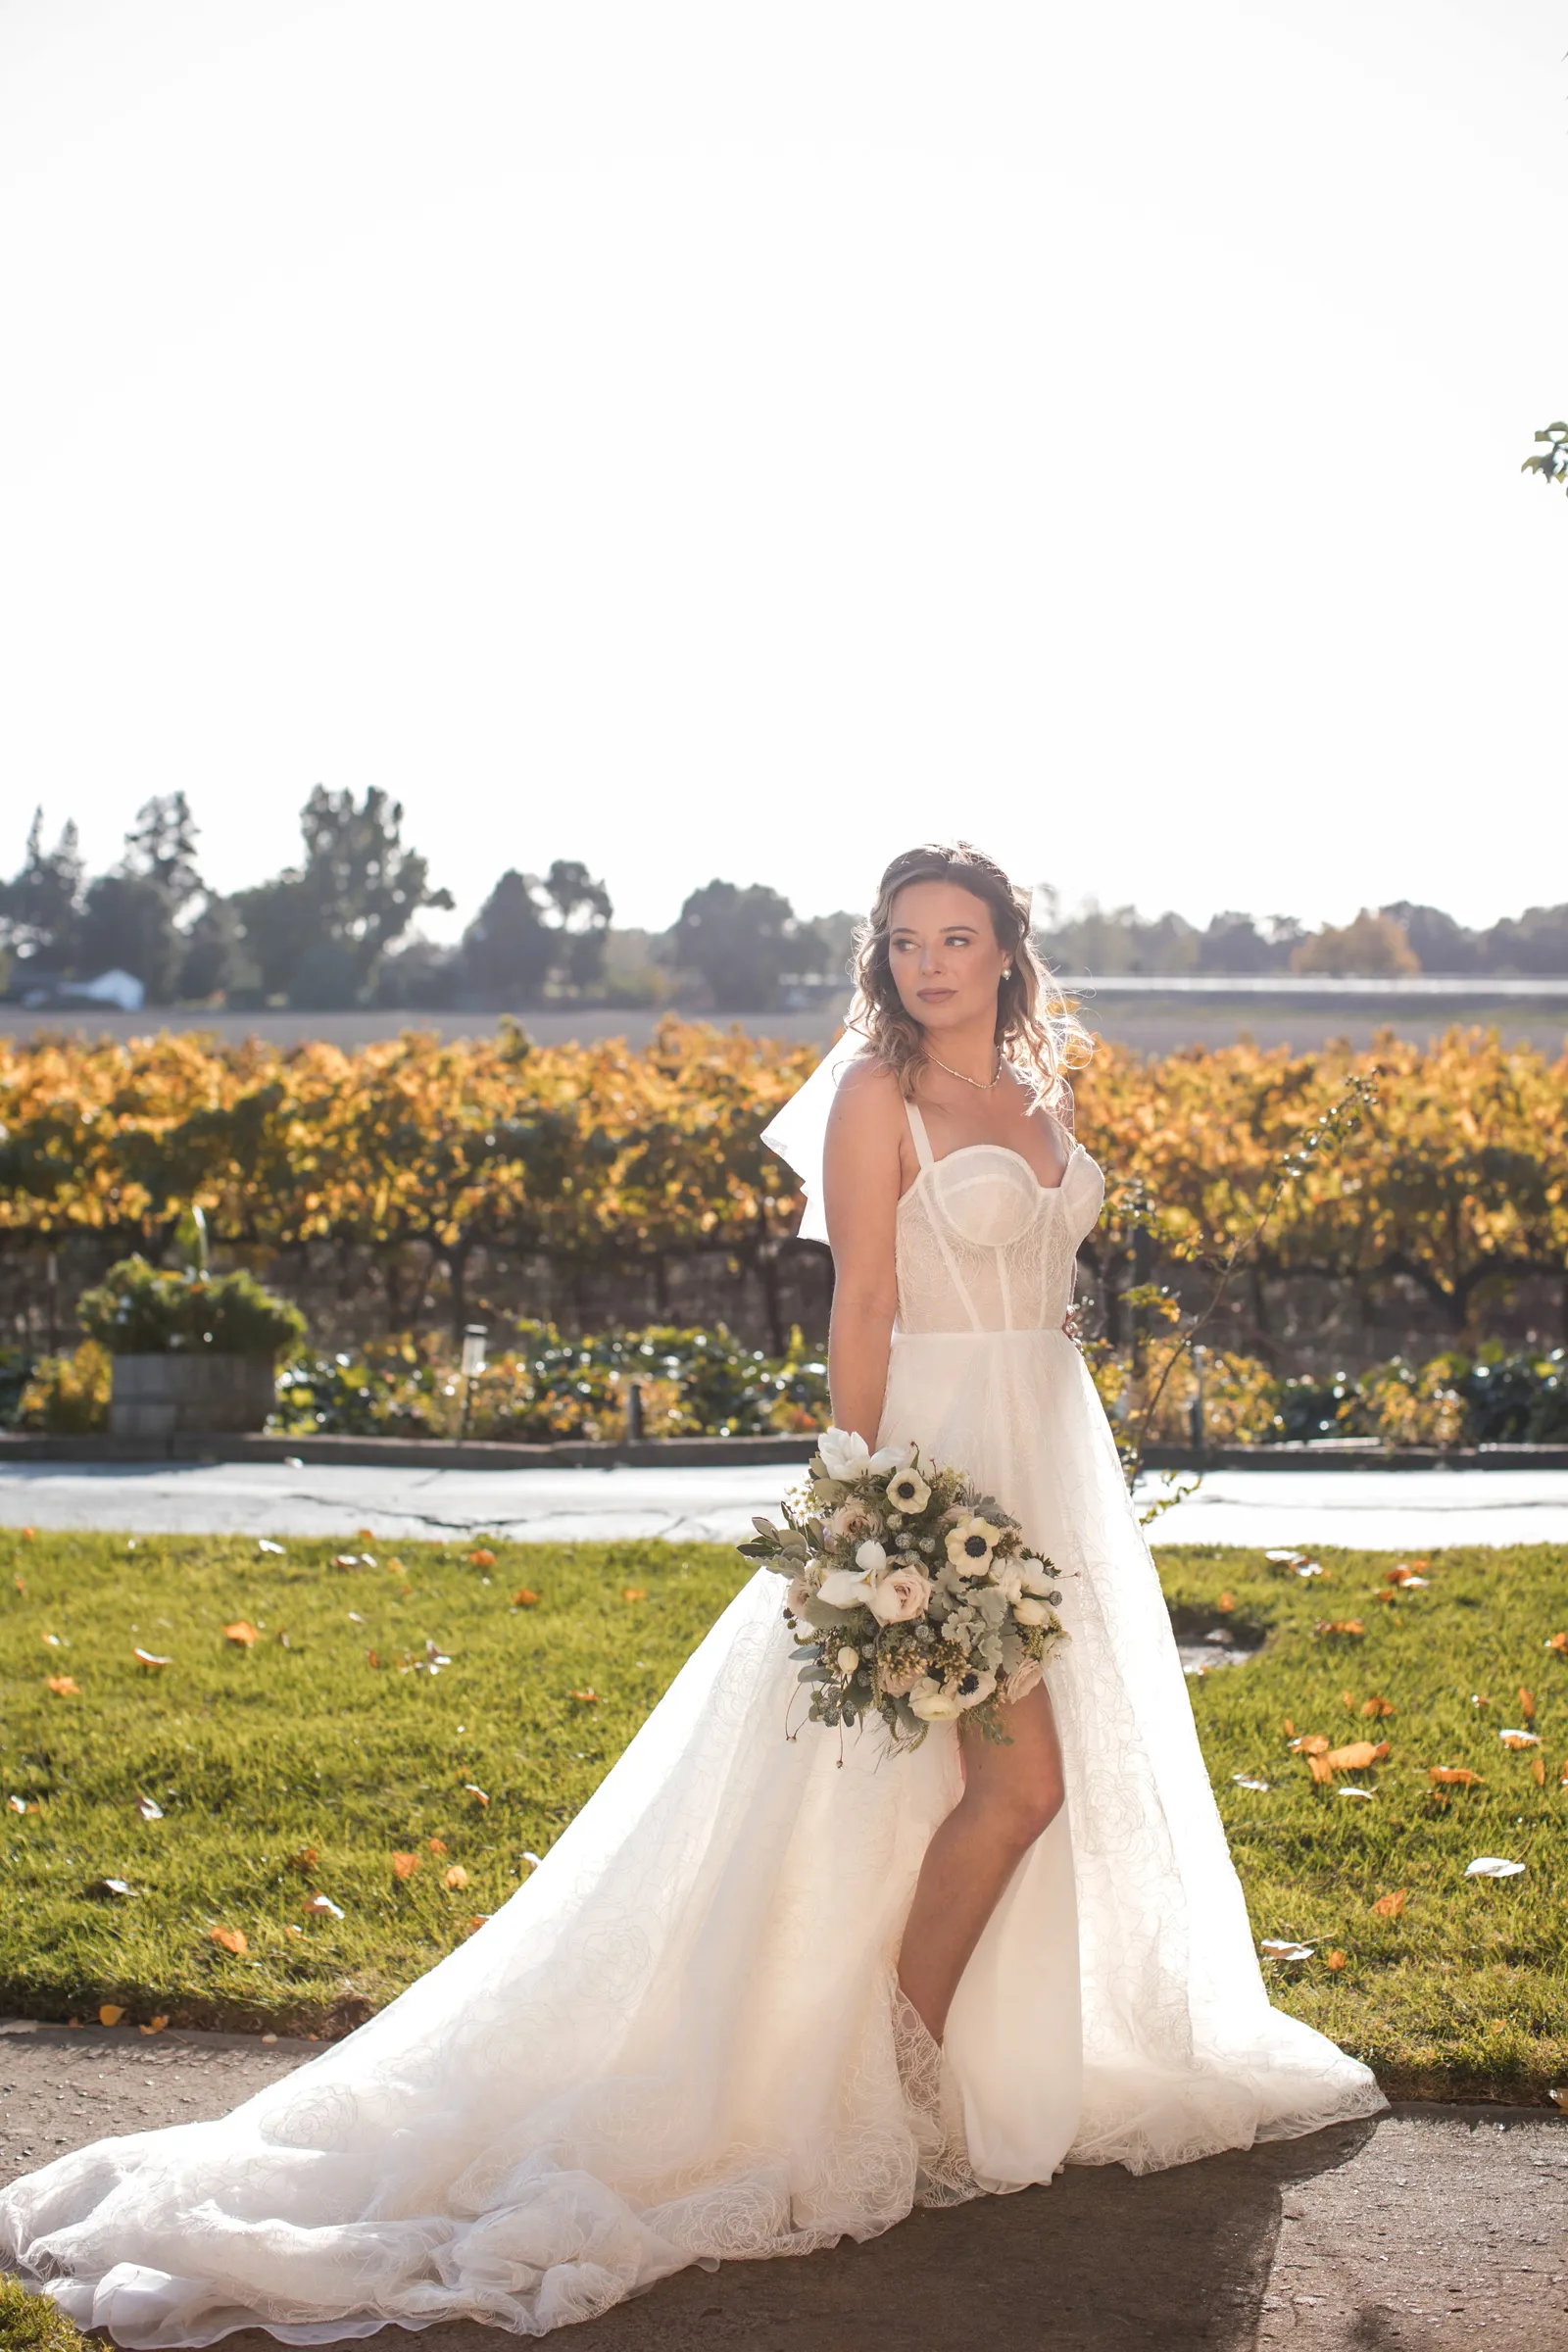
17,1339,112,1433
270,1324,831,1443
76,1258,307,1360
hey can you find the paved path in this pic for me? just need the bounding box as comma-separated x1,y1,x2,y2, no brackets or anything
3,1458,1568,1548
2,2024,1564,2348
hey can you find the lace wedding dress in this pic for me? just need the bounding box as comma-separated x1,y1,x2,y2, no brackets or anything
1,1102,1384,2342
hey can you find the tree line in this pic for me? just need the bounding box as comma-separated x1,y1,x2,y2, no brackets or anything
1032,893,1568,980
4,790,1565,1017
0,792,844,1014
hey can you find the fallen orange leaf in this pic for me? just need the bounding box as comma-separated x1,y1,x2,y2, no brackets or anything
1308,1755,1335,1785
209,1926,248,1956
132,1647,172,1669
357,1528,373,1540
1361,1695,1396,1719
1340,1690,1356,1712
428,1837,448,1854
385,1556,405,1573
44,1675,80,1696
466,1549,497,1568
1325,1950,1348,1971
1499,1730,1542,1751
1518,1688,1536,1721
465,1913,491,1935
139,2016,169,2035
1323,1740,1391,1771
1290,1735,1331,1755
511,1589,539,1608
290,1845,318,1873
621,1588,647,1603
99,2003,125,2027
464,1784,490,1805
1282,1717,1297,1739
1531,1756,1545,1787
443,1864,469,1889
1216,1592,1235,1613
1545,1632,1567,1654
222,1621,259,1646
391,1852,421,1882
1315,1619,1365,1637
1371,1889,1406,1918
1429,1766,1483,1788
21,1527,35,1541
569,1688,598,1704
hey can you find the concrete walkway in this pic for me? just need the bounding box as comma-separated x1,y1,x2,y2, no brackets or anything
1,2024,1564,2348
3,1458,1568,1547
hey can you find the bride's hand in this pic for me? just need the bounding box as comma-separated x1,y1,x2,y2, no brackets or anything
1060,1304,1082,1344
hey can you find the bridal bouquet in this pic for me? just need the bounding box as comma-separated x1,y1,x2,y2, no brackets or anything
738,1426,1067,1748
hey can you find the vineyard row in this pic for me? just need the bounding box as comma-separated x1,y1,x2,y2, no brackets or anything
1,1022,1565,1355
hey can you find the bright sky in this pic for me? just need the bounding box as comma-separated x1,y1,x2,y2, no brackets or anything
1,1,1564,941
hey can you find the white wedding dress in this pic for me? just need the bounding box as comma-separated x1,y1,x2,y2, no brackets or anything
1,1099,1384,2343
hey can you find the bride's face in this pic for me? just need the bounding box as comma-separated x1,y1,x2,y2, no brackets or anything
886,881,1010,1034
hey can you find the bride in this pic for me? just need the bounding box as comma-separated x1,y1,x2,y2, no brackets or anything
2,841,1384,2341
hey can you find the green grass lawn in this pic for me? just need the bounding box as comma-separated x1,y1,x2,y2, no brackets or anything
1,1528,1564,2099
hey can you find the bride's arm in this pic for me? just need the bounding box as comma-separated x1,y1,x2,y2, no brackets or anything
821,1063,903,1446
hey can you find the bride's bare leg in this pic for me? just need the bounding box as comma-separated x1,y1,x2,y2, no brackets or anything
896,1684,1065,2042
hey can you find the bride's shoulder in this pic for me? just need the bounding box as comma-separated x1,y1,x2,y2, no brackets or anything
826,1052,903,1138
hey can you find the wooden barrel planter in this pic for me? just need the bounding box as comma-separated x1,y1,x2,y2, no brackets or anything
109,1354,278,1439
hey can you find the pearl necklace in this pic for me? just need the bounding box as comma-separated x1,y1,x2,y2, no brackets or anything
924,1048,1004,1091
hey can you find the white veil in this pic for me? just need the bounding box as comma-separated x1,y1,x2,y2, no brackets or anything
760,1026,871,1246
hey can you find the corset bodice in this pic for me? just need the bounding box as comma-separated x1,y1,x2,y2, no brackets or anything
894,1109,1105,1336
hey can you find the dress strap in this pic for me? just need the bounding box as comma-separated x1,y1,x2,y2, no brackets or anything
905,1099,936,1171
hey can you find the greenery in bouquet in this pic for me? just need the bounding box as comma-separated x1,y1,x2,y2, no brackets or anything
739,1427,1068,1749
75,1256,307,1360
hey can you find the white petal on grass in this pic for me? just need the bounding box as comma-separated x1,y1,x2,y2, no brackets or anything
1464,1857,1526,1879
1259,1938,1315,1962
1338,1788,1376,1800
134,1795,164,1822
1231,1776,1270,1791
258,1540,286,1555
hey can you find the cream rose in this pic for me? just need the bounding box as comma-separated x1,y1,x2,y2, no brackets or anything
836,1644,860,1676
865,1565,933,1625
907,1677,967,1722
1012,1595,1053,1627
824,1500,876,1546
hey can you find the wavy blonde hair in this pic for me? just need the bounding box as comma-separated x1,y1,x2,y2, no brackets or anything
848,841,1093,1107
